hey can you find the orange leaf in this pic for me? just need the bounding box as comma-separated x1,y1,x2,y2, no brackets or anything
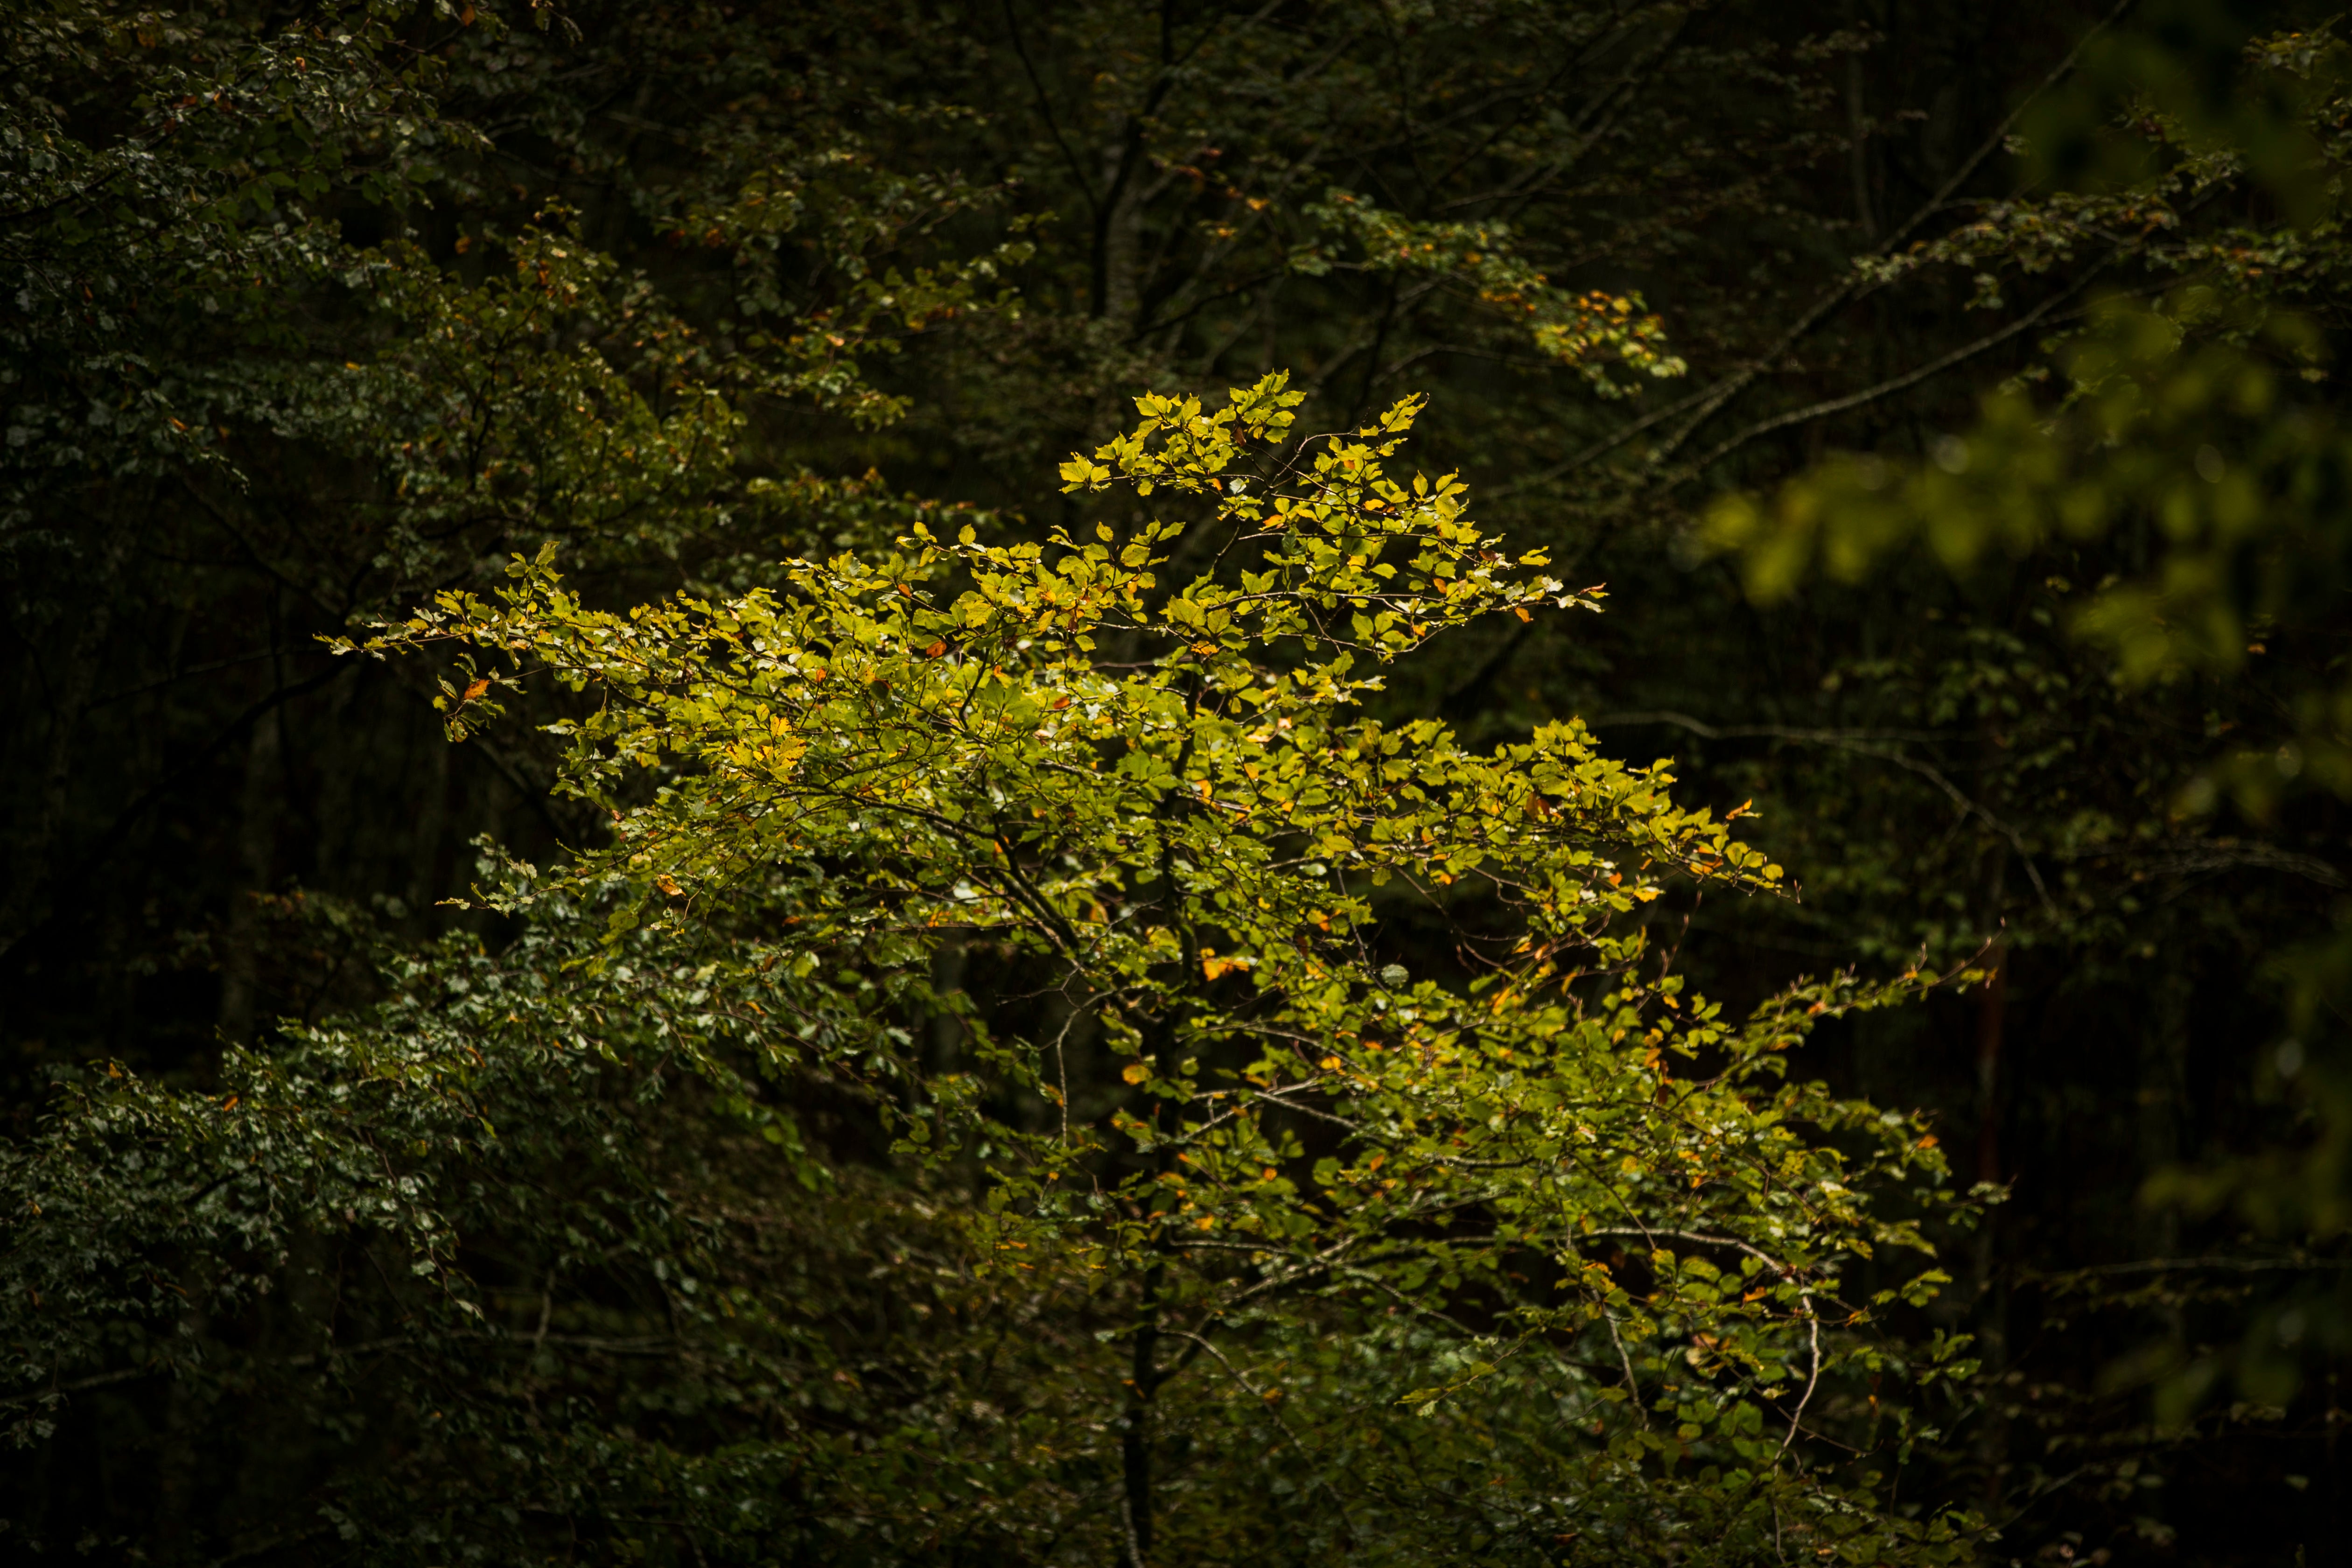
461,677,491,702
923,640,948,658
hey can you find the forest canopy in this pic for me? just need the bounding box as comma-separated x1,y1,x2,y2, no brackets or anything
3,1,2349,1564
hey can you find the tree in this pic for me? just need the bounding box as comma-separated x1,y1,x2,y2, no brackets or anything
301,374,1974,1562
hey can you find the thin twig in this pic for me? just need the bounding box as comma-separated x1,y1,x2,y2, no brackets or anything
1119,1491,1152,1568
1605,1311,1649,1428
1594,711,2058,918
1671,266,2103,478
1778,1298,1822,1459
2042,1255,2352,1281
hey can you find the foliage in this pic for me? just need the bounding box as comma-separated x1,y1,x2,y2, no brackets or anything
11,0,2352,1561
1704,12,2352,1455
3,893,1118,1564
1707,296,2349,812
312,378,1985,1562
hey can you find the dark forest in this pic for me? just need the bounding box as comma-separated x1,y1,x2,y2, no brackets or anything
5,1,2351,1563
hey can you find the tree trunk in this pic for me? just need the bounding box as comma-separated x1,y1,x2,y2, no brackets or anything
217,698,282,1043
2136,967,2190,1260
406,715,451,924
1121,1267,1158,1568
0,504,135,960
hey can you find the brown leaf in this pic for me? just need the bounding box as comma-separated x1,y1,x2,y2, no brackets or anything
923,640,948,658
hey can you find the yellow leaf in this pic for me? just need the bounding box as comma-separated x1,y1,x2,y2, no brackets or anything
1122,1062,1151,1085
